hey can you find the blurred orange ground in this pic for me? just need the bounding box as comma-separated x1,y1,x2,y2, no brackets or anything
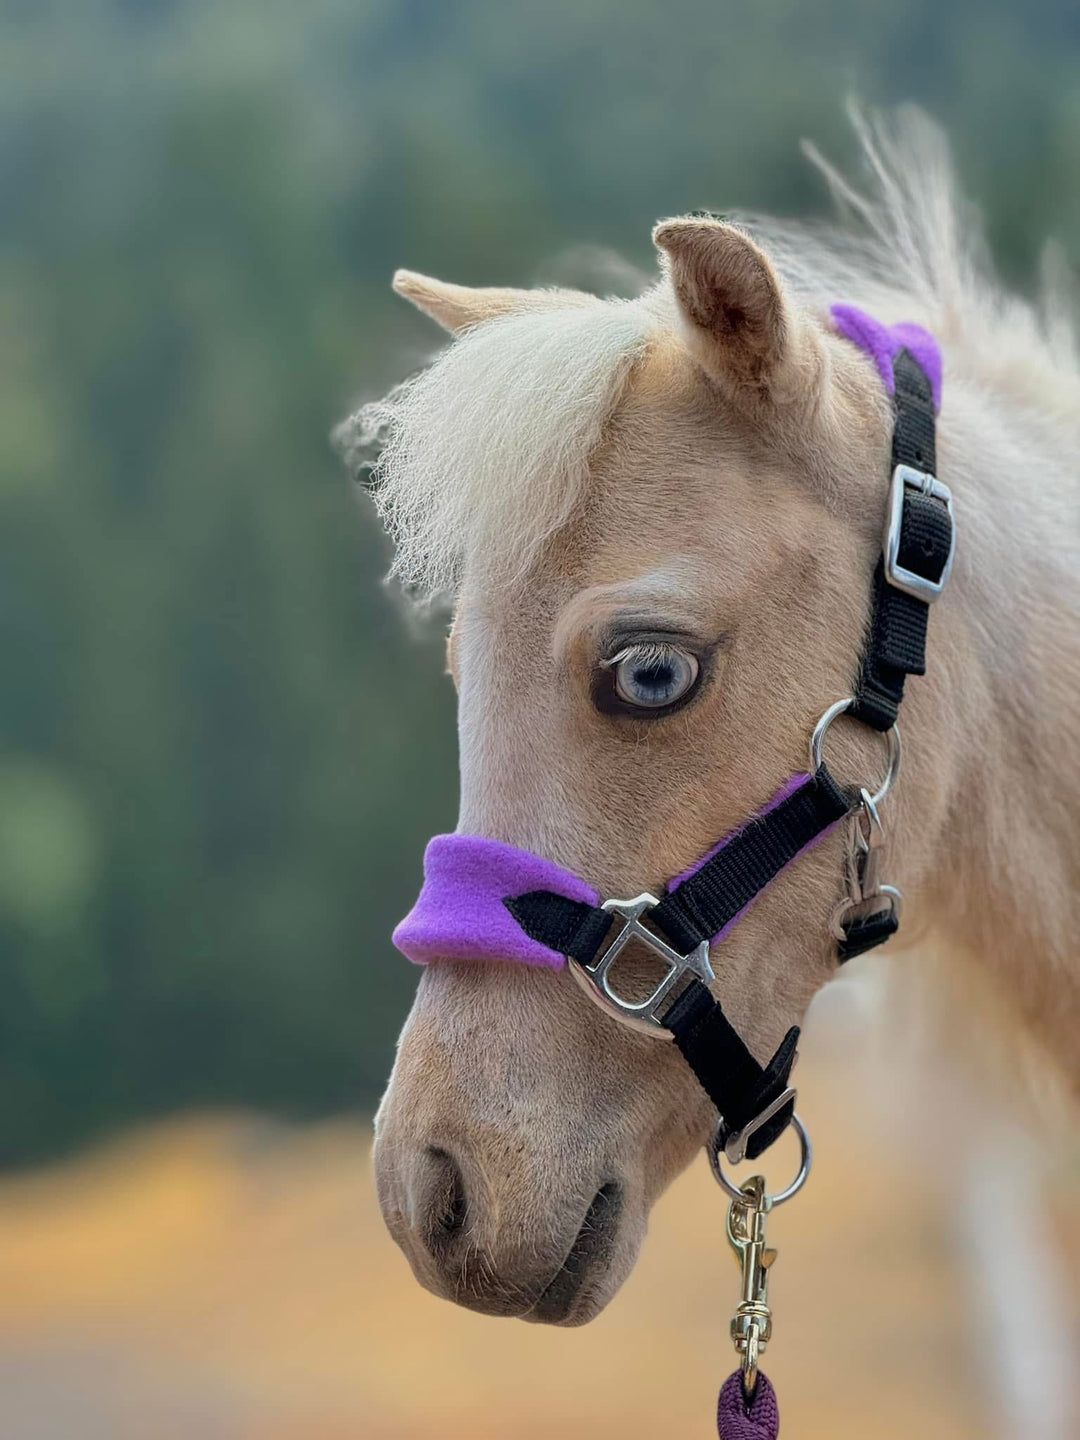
0,1007,1077,1440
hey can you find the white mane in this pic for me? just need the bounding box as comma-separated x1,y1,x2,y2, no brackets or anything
338,108,1077,603
748,107,1078,423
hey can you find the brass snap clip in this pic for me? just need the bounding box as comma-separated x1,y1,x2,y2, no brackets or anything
725,1175,777,1403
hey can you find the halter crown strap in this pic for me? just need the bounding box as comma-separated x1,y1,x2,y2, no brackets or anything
831,307,953,732
829,310,953,960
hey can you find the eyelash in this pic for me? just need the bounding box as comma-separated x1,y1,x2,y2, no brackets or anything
595,638,705,716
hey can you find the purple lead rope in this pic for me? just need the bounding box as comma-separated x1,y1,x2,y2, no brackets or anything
716,1371,780,1440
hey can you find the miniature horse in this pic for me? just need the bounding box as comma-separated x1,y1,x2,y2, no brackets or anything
341,114,1079,1327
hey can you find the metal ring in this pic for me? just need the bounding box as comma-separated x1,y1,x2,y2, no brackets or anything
708,1112,812,1207
809,698,901,808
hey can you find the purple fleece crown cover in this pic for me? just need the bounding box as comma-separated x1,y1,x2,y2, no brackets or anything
830,304,943,411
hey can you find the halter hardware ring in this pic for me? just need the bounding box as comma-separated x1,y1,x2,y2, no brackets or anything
810,698,901,808
709,1111,812,1206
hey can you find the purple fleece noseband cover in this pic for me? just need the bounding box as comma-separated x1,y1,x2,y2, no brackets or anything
393,835,601,969
393,773,823,969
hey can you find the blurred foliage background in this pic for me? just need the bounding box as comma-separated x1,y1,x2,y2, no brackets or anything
1,0,1077,1168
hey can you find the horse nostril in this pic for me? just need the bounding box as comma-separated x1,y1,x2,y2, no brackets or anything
417,1147,469,1253
527,1179,623,1323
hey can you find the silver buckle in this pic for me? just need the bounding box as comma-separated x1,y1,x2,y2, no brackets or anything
883,464,955,603
829,787,904,941
720,1085,799,1165
566,893,714,1038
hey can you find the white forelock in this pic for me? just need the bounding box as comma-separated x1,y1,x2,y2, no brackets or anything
341,298,657,601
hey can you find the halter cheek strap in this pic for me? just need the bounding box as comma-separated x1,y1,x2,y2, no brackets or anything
391,308,954,1162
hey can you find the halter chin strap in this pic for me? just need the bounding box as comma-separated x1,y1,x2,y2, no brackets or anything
392,307,954,1161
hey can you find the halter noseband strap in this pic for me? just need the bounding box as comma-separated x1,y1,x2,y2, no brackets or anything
393,307,955,1163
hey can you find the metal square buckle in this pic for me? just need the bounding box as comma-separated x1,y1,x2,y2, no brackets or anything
567,893,714,1037
719,1086,798,1165
883,464,955,604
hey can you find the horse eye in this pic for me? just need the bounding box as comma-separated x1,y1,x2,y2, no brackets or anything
606,643,700,711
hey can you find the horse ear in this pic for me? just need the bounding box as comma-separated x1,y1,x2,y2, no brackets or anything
392,269,598,335
653,218,804,399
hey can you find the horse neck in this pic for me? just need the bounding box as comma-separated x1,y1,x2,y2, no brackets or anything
917,367,1080,1076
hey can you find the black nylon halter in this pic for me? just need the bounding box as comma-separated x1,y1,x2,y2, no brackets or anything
504,348,953,1161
